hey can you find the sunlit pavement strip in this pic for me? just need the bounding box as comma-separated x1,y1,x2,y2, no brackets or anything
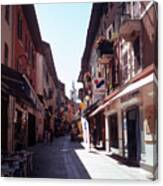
75,145,152,180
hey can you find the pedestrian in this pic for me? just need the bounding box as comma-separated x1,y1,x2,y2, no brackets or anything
48,129,53,144
44,130,48,144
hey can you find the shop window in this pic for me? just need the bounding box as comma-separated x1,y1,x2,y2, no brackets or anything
17,13,23,40
5,5,10,24
14,110,23,151
4,43,9,66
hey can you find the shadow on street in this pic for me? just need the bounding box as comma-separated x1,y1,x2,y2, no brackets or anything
29,135,91,179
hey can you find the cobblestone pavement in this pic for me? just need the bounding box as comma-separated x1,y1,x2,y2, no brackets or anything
29,135,152,180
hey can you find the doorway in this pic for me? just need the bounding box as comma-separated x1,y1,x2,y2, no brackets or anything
109,114,118,149
126,107,140,164
28,113,36,146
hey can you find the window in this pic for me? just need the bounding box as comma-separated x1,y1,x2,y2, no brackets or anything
32,46,35,66
25,34,28,52
112,21,115,31
106,24,113,40
28,40,30,59
4,43,9,66
46,73,49,83
103,3,108,15
122,52,129,82
109,30,112,40
17,13,23,40
48,89,53,99
133,37,141,73
110,2,113,10
28,42,33,64
121,2,130,23
5,5,10,24
133,2,141,18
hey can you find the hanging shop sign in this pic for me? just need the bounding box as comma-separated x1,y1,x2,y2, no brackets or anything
94,78,105,89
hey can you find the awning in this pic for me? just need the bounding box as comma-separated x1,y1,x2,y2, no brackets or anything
89,72,155,117
1,64,35,107
89,104,105,117
82,100,100,117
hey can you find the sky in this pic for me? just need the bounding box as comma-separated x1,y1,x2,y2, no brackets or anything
34,3,92,98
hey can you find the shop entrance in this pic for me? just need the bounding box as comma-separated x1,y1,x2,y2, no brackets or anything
109,114,118,149
28,113,36,146
95,112,105,149
126,107,140,164
1,95,9,153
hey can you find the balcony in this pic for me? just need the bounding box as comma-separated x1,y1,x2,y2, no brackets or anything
120,18,141,41
95,36,114,57
119,2,142,41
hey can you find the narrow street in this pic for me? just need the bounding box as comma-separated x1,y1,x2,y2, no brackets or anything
29,136,151,180
30,136,90,179
1,2,158,180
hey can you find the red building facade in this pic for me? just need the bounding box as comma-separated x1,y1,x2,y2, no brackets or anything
12,5,42,89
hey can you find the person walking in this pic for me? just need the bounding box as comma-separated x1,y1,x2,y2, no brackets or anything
49,129,53,144
44,130,48,144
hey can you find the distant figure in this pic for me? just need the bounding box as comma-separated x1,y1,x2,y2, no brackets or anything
81,117,90,151
44,130,48,144
48,129,53,144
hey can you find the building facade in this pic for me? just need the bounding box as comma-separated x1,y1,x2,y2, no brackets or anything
42,41,58,135
1,5,59,154
1,5,15,153
78,1,158,175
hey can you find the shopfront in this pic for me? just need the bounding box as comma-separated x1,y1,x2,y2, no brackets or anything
102,72,157,172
